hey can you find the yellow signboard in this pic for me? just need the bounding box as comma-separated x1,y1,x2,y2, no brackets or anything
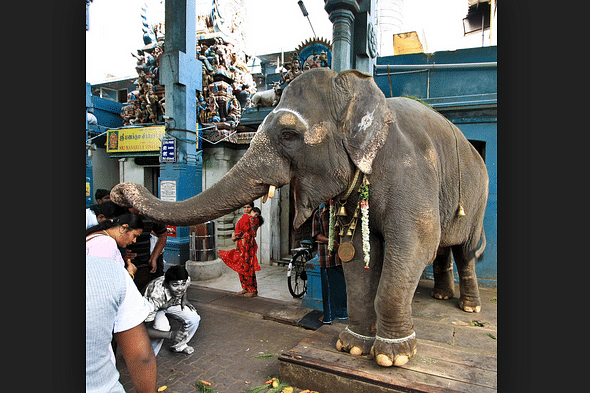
106,126,166,153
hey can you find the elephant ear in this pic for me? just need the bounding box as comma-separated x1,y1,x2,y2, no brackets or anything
334,69,394,174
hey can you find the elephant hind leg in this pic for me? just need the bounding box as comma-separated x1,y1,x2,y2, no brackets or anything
431,246,455,300
452,244,482,313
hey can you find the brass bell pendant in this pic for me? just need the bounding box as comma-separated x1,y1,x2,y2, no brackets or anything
457,204,466,217
353,209,359,218
349,221,357,231
346,228,353,236
339,227,345,236
337,205,347,216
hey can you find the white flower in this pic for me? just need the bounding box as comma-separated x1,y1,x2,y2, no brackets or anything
361,202,370,268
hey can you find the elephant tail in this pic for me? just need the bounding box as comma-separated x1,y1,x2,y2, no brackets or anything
474,229,486,261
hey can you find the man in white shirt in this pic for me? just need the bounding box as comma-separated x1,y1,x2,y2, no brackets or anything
143,265,200,355
86,255,156,393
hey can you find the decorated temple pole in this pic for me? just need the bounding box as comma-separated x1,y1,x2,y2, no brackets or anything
158,0,203,267
324,0,359,72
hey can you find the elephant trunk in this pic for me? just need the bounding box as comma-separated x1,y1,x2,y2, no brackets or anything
110,145,289,226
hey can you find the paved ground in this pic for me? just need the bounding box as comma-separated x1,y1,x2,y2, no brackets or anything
116,262,497,393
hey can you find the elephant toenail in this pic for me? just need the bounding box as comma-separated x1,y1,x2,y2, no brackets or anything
393,355,409,366
376,354,393,367
350,347,362,356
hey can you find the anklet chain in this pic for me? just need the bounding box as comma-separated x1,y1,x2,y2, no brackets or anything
344,326,375,341
375,332,416,344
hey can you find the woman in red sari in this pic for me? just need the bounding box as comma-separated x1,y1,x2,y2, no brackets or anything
219,204,264,298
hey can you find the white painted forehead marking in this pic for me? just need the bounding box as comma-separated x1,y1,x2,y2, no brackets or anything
271,107,308,128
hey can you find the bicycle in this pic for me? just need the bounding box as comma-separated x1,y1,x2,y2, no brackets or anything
287,238,315,298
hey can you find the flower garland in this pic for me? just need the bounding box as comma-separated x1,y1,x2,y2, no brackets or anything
360,176,371,269
328,199,336,253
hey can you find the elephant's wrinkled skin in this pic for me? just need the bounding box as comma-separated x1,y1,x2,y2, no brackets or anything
111,68,488,367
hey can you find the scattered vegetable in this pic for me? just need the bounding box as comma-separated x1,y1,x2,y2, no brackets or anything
195,379,214,393
254,353,279,359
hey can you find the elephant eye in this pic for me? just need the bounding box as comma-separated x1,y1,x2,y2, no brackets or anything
281,130,297,139
280,130,299,141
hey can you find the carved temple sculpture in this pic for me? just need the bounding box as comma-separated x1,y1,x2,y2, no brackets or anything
120,2,332,146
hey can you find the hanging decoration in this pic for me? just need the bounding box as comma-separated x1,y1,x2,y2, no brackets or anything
328,170,371,268
360,176,371,269
328,199,336,253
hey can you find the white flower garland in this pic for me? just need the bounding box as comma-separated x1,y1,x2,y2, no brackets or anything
361,200,370,269
360,177,370,269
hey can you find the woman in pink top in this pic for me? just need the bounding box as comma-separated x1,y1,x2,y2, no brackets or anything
86,213,144,278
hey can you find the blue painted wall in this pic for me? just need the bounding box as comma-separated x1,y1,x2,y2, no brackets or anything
374,46,497,99
91,96,124,129
373,46,497,286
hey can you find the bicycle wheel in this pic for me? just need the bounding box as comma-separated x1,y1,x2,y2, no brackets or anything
288,250,310,298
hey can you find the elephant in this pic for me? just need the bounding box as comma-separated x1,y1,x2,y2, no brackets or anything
111,67,488,368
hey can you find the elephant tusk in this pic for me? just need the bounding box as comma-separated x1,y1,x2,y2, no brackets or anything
262,185,276,204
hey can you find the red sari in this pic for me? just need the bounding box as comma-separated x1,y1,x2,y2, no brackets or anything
219,214,261,292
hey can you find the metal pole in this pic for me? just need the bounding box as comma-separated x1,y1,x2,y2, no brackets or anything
298,1,316,37
374,61,497,71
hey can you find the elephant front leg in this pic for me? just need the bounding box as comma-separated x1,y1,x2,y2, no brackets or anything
336,235,382,356
372,286,418,367
370,242,431,367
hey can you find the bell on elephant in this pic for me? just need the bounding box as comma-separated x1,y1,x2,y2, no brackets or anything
336,204,347,216
458,203,466,216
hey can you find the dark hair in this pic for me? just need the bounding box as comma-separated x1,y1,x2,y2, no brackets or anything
252,207,264,226
85,213,144,237
244,201,255,209
95,201,127,220
164,265,189,283
88,204,100,215
95,189,110,201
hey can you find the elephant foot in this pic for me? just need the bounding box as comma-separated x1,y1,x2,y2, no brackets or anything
431,287,454,300
336,326,375,356
371,332,417,367
458,297,482,313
